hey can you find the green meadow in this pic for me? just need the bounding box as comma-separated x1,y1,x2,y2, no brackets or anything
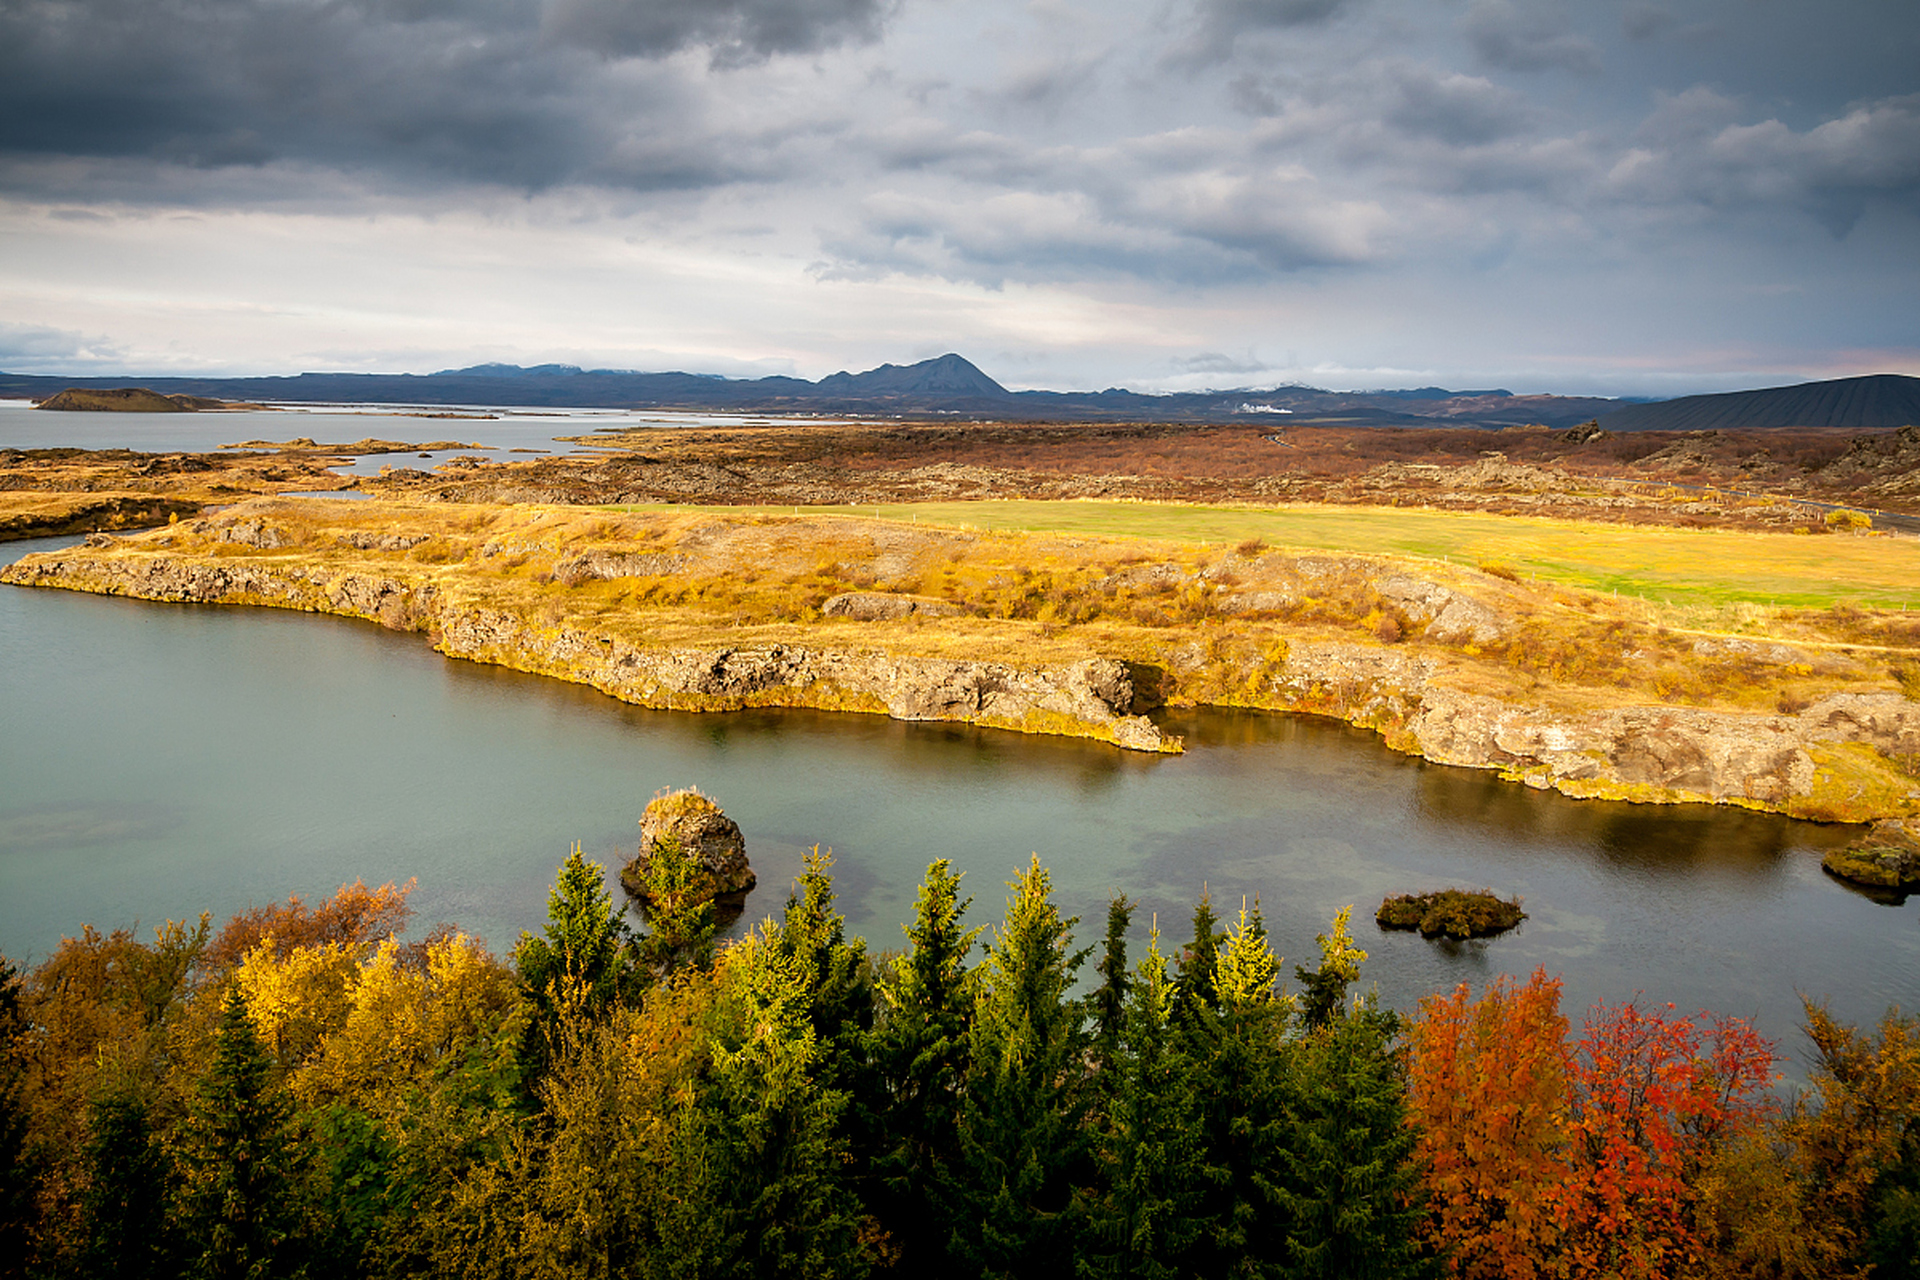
775,500,1920,612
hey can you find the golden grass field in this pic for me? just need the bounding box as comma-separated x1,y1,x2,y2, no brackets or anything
699,499,1920,613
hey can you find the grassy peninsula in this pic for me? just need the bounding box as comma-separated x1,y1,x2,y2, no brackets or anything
7,493,1919,819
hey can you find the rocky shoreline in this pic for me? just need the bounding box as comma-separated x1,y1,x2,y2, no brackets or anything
6,511,1918,821
0,536,1173,754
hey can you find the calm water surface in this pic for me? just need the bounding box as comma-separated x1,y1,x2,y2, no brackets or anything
0,399,873,475
2,533,1915,1052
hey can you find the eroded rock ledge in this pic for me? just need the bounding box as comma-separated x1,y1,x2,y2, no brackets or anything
0,546,1172,754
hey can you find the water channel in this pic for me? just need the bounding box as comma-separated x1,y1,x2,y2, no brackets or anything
3,400,1915,1052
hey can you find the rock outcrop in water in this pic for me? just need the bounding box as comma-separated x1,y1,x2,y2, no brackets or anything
625,788,756,901
1376,888,1526,940
1822,818,1920,897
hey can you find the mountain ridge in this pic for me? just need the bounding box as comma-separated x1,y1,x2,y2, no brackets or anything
1596,374,1920,433
3,355,1914,431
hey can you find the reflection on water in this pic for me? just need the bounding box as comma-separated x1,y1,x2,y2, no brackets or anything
0,801,185,853
2,535,1915,1053
1411,767,1854,877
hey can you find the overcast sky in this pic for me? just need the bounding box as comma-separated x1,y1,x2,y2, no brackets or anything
1,0,1915,395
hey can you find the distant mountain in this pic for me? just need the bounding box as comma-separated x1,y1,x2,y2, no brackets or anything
1368,386,1514,400
1597,374,1920,432
816,353,1010,398
0,352,1623,426
437,362,589,378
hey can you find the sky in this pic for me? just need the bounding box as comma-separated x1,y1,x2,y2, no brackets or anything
1,0,1916,397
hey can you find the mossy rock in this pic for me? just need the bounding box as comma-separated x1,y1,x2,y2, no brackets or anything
1820,840,1912,890
623,787,756,903
1377,888,1526,940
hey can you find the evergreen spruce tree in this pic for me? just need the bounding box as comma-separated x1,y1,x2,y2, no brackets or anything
945,856,1091,1280
514,844,635,1018
308,1103,403,1280
78,1079,174,1280
702,920,869,1280
630,833,719,975
1183,897,1294,1276
1865,1123,1920,1279
176,984,310,1280
1276,1001,1434,1280
1173,891,1223,1028
773,846,884,1266
774,846,875,1079
1079,927,1214,1280
1089,896,1133,1082
872,860,981,1275
1293,907,1367,1032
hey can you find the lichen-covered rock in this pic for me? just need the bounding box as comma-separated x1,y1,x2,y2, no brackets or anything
1377,573,1507,644
552,550,686,585
1821,818,1920,892
214,518,289,549
1098,562,1192,591
336,530,431,552
627,788,756,900
821,591,960,621
1219,588,1297,615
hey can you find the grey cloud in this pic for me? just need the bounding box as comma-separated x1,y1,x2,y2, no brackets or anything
823,141,1388,288
1604,93,1920,234
984,49,1111,113
870,121,1018,171
1633,85,1743,147
1139,168,1386,269
0,321,126,367
836,188,1193,283
1174,351,1276,374
1465,0,1600,73
1620,4,1673,42
1173,0,1354,66
542,0,888,66
1386,66,1531,144
1202,0,1349,31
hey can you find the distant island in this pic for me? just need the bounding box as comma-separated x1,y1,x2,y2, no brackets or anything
34,386,270,413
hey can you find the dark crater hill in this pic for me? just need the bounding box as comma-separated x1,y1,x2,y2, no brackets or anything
1598,373,1920,433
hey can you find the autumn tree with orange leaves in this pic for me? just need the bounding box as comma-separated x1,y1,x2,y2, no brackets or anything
1407,968,1777,1280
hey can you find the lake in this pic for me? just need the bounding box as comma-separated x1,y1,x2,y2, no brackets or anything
4,531,1913,1053
0,398,872,475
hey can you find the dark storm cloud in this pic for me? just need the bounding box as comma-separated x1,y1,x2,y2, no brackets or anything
0,0,885,197
4,0,1918,327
